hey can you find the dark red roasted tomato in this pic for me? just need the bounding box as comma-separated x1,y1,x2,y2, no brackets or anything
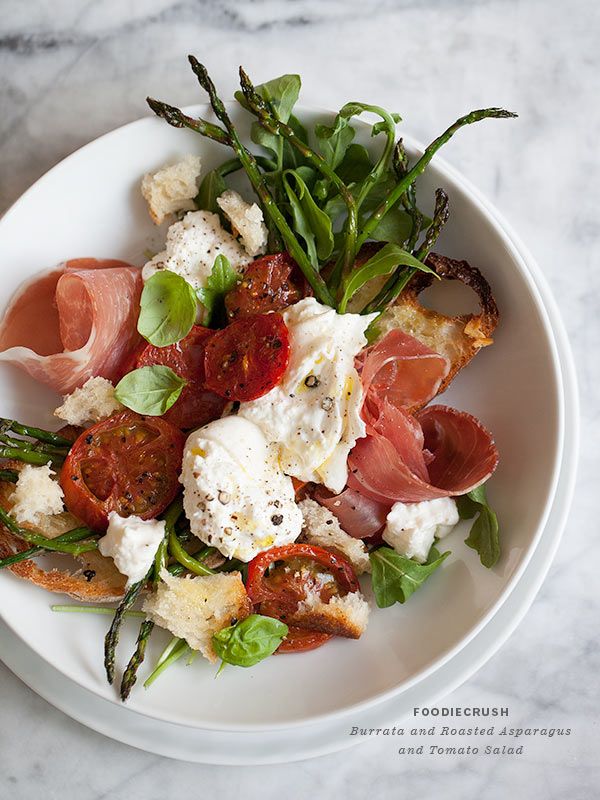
224,252,306,319
60,410,185,530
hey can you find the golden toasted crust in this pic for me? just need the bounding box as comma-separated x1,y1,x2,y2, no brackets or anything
375,251,499,400
0,463,126,602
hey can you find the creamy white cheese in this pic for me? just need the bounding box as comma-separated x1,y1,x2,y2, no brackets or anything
142,209,251,292
180,416,303,562
238,297,377,494
383,497,459,563
216,189,268,257
98,513,166,587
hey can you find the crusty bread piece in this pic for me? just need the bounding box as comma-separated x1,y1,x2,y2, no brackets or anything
143,570,252,662
292,589,370,639
0,462,126,602
298,498,370,574
141,154,202,225
375,252,499,402
54,376,122,427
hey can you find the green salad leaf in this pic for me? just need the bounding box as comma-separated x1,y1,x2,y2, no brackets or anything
283,169,334,268
315,113,355,169
195,168,226,214
212,614,288,668
369,546,450,608
338,242,436,312
457,483,500,568
137,270,197,347
115,365,186,416
196,255,239,325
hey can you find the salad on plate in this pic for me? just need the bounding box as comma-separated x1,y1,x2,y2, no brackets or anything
0,58,513,700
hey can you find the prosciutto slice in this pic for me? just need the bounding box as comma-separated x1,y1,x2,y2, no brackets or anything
358,329,450,414
314,484,390,539
0,259,142,395
348,403,498,503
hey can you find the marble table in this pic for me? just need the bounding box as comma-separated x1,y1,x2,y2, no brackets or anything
0,1,598,797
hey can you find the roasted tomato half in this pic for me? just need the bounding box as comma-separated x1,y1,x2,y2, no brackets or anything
136,325,226,430
203,312,290,402
60,410,185,530
224,252,306,319
246,543,360,653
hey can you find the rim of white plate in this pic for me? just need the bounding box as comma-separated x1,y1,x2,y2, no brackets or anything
0,105,570,732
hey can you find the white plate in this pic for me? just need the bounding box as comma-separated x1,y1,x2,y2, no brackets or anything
0,106,571,731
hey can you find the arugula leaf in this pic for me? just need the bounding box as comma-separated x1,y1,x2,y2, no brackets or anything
369,546,450,608
212,614,288,668
315,114,355,169
457,483,500,568
338,242,436,312
282,170,334,268
115,365,186,416
195,168,226,214
336,144,374,184
236,74,301,160
137,270,197,347
196,255,239,326
369,207,414,246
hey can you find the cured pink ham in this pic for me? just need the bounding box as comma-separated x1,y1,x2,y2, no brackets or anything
348,404,498,503
358,329,450,414
314,485,390,539
0,259,142,395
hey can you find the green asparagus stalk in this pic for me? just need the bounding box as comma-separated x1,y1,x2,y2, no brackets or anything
0,508,97,557
104,576,148,685
168,530,215,576
0,525,98,569
0,446,57,466
0,469,18,483
357,108,516,251
0,419,72,447
146,98,231,146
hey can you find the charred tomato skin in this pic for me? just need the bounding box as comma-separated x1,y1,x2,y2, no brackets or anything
60,410,185,530
224,252,306,319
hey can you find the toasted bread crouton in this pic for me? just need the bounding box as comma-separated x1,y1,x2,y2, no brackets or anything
141,155,202,225
292,589,370,639
0,463,126,602
9,464,64,525
55,376,122,427
375,252,499,401
143,570,252,662
216,189,268,257
298,498,370,575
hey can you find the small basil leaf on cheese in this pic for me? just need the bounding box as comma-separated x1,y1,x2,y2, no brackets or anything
196,254,239,326
212,614,288,668
457,483,500,569
368,545,450,608
115,366,186,416
138,269,197,346
338,242,437,313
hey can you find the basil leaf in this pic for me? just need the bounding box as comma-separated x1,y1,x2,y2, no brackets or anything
458,483,500,568
338,242,436,312
195,168,226,214
212,614,288,668
115,365,186,416
196,255,239,326
137,270,197,347
315,114,355,169
282,170,334,268
369,546,450,608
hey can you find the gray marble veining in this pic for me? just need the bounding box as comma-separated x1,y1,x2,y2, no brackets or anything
1,0,599,797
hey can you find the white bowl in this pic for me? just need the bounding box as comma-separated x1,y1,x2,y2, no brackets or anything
0,105,567,731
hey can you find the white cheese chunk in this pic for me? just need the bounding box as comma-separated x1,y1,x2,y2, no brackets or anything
54,376,122,427
141,154,202,225
180,416,303,562
98,513,166,587
238,298,377,494
216,189,268,257
143,569,250,663
299,498,370,574
142,209,251,292
10,464,64,526
383,498,459,563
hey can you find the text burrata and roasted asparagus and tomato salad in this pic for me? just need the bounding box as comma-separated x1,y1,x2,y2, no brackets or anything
0,58,512,699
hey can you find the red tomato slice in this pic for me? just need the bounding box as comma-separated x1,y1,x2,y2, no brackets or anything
136,325,226,430
204,313,290,401
60,410,185,530
246,543,359,653
224,252,305,319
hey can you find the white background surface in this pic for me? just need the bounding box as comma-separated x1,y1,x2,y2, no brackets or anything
0,1,598,797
